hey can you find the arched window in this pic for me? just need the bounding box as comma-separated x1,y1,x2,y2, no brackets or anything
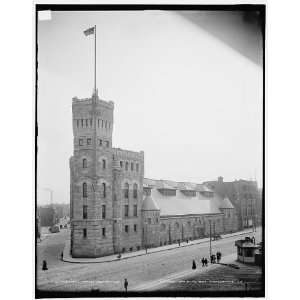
83,182,87,198
102,183,106,198
124,183,129,199
82,158,87,168
175,222,179,229
102,159,106,170
133,183,138,199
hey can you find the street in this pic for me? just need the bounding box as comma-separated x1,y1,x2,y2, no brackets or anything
37,228,261,292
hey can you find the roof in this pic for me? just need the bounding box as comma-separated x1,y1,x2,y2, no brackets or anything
219,197,235,209
150,188,221,216
141,195,160,211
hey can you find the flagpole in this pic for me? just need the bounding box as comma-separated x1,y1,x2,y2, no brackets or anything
94,25,96,95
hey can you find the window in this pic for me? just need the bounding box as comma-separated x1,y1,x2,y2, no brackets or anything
134,224,137,232
105,120,107,129
90,119,92,127
106,141,109,148
133,183,138,199
133,204,137,217
87,138,91,145
98,139,102,146
102,120,104,128
79,139,83,146
82,158,87,168
136,163,139,172
175,222,179,229
156,218,159,223
125,162,128,171
124,183,129,199
120,161,123,168
81,119,84,127
102,183,106,198
137,246,140,251
125,225,129,233
131,162,134,171
124,205,129,217
98,119,100,128
86,119,88,127
83,228,87,238
102,205,106,219
76,119,79,127
83,183,87,198
102,159,106,170
160,223,166,231
147,218,151,225
83,205,87,219
102,228,106,237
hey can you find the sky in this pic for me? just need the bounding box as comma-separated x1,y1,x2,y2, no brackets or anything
37,10,263,205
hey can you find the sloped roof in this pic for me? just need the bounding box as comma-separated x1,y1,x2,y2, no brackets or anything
196,184,213,192
141,195,160,211
150,188,221,216
219,197,235,209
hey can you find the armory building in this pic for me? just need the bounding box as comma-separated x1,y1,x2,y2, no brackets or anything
70,92,238,258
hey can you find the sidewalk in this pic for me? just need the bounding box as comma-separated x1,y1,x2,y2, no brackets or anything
63,227,259,264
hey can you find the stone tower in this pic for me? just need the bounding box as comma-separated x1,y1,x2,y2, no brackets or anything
70,91,115,258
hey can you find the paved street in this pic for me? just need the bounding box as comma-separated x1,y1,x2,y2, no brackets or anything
37,228,261,292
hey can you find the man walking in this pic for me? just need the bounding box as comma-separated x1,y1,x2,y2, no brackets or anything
124,278,128,292
201,257,205,267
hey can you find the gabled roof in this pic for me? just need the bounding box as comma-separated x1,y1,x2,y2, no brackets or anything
219,197,235,209
150,188,221,216
141,195,160,211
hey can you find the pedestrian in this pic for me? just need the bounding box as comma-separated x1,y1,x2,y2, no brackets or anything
186,239,189,244
210,255,214,264
178,240,180,246
42,260,48,271
192,259,197,269
213,254,216,264
201,257,205,267
216,252,220,263
205,258,208,266
124,278,128,292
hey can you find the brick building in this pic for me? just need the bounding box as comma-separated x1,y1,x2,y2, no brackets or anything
70,92,238,258
204,176,261,230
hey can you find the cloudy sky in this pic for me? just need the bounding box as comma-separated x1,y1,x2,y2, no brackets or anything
37,10,263,204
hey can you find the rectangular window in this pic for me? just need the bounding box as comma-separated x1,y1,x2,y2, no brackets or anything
106,141,109,148
134,224,137,232
86,119,88,127
102,205,106,219
79,139,83,146
131,162,134,171
136,163,139,172
147,218,151,225
120,161,123,168
76,119,79,127
83,205,87,219
102,227,106,237
125,225,129,233
98,119,100,127
98,139,102,146
102,159,106,170
133,205,137,217
83,228,87,238
125,205,129,217
102,120,104,128
87,138,91,145
81,119,84,127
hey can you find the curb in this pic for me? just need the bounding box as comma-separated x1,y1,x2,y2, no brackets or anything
62,228,258,264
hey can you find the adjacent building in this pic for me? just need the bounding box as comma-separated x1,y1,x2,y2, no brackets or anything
204,176,261,230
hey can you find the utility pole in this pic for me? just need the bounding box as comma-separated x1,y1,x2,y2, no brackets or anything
209,219,212,258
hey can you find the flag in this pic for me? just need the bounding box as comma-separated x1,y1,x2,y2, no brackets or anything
84,26,95,36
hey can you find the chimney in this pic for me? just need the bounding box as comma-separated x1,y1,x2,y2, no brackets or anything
218,176,223,183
